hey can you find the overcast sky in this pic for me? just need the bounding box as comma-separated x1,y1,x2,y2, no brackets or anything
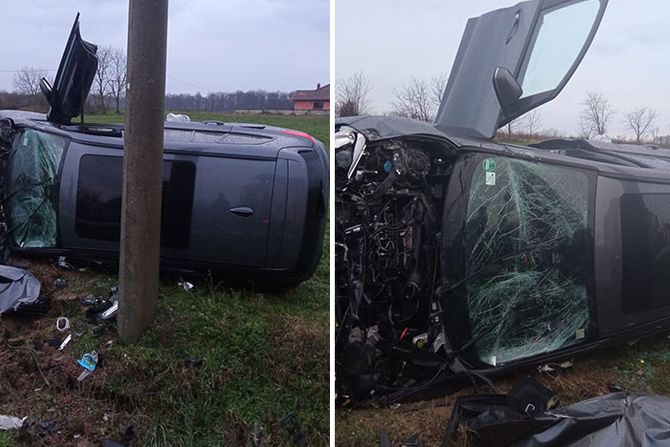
336,0,670,138
0,0,328,94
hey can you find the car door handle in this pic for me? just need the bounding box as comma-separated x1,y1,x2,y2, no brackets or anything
229,206,254,217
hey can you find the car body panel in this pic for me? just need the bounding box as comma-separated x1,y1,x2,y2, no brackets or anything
0,108,328,286
435,0,608,139
42,14,98,125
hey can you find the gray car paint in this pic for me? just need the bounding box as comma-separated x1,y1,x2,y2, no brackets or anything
435,0,608,139
1,110,328,285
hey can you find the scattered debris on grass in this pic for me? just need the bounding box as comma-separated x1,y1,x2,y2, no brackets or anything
0,249,329,445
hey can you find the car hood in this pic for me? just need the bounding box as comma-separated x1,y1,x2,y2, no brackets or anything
41,14,98,125
335,115,454,143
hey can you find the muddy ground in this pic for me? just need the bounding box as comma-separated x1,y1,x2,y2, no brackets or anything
0,259,138,446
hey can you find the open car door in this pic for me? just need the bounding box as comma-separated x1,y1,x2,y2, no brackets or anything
435,0,608,139
40,14,98,125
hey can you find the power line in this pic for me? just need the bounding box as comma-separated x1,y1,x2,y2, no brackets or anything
166,75,213,92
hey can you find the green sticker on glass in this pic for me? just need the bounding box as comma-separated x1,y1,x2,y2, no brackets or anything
483,158,496,172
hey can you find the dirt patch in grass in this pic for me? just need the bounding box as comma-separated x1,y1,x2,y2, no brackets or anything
0,261,137,446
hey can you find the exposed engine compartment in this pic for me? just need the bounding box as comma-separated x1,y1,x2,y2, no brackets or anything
335,129,458,403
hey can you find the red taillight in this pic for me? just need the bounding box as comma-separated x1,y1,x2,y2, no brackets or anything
281,129,315,142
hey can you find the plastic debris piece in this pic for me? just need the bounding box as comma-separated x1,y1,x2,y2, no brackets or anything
178,279,194,291
59,334,72,351
21,417,55,438
99,301,118,320
77,351,98,372
57,256,74,270
538,360,574,373
56,316,70,332
77,370,92,382
54,277,68,289
0,415,24,430
401,434,423,447
80,295,100,306
252,421,263,447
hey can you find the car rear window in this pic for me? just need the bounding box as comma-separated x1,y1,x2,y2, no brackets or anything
620,194,670,314
75,155,196,249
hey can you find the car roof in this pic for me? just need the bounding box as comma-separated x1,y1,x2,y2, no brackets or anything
0,109,318,155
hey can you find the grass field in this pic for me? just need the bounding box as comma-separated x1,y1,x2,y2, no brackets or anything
86,111,329,146
0,112,330,446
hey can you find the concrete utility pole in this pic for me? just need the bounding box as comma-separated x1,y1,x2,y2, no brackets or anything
118,0,169,343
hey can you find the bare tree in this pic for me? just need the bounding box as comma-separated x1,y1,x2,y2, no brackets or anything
93,46,113,113
624,106,658,143
336,71,372,117
577,118,594,139
544,128,562,138
520,110,543,136
108,48,128,113
430,73,449,108
504,120,515,137
578,92,615,137
13,67,47,96
391,78,434,122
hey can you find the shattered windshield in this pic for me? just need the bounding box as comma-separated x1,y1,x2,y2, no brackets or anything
7,129,67,248
462,156,592,366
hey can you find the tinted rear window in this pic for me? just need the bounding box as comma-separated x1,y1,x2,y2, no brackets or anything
621,194,670,314
75,155,196,249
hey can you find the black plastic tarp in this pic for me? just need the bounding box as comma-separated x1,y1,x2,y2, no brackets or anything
454,392,670,447
0,265,41,314
518,393,670,447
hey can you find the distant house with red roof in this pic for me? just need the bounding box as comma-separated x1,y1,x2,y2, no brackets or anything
291,83,329,114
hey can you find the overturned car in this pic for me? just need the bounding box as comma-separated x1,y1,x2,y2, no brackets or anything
335,0,670,403
0,16,328,289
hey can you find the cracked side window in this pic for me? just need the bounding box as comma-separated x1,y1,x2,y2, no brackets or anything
8,129,67,248
465,156,591,366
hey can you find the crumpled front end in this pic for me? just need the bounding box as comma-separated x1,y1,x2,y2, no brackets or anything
335,124,466,404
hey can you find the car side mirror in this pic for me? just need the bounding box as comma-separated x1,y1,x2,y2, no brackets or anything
493,66,523,112
40,78,53,104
